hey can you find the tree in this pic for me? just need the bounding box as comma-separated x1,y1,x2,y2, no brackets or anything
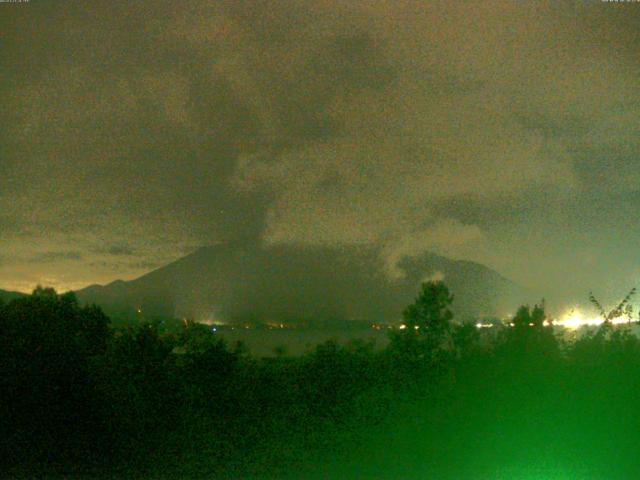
0,287,112,466
403,280,454,340
512,303,546,332
500,302,558,360
390,281,454,362
589,287,636,325
452,321,481,358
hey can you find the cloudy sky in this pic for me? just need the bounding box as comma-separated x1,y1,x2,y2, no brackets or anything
2,0,639,307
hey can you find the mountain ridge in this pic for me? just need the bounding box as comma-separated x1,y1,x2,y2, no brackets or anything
0,289,27,304
75,243,529,322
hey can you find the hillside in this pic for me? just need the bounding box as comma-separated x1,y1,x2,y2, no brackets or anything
0,289,26,304
76,243,528,323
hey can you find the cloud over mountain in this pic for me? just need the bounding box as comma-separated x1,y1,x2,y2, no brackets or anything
2,1,639,305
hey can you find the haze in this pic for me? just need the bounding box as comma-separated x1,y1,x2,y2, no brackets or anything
2,1,640,310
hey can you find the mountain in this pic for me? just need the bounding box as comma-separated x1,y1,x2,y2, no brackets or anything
75,243,528,323
0,289,27,304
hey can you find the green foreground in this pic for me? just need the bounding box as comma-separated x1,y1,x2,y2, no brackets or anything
2,283,640,479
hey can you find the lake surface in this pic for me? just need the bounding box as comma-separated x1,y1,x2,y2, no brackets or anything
213,328,391,356
212,323,640,357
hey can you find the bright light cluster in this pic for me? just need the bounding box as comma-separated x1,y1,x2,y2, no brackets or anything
555,308,631,330
473,308,635,330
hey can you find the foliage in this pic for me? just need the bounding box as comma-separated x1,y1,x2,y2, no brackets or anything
589,287,637,324
389,281,454,365
402,280,454,336
0,287,110,469
4,285,640,478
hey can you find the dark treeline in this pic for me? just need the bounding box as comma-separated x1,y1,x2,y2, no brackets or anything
3,283,640,479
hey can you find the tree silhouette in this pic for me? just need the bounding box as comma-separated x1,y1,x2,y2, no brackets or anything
402,280,453,339
0,287,111,467
500,302,559,361
390,281,454,363
452,321,481,358
589,287,636,325
512,303,546,331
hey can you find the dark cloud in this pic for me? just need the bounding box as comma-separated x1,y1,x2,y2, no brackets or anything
128,260,161,271
29,251,82,264
93,243,137,257
1,0,639,309
89,259,159,272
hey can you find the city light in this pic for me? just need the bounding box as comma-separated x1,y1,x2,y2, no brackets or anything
556,308,632,330
471,308,636,331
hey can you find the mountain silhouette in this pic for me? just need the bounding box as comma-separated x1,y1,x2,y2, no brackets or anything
75,243,527,323
0,289,26,304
